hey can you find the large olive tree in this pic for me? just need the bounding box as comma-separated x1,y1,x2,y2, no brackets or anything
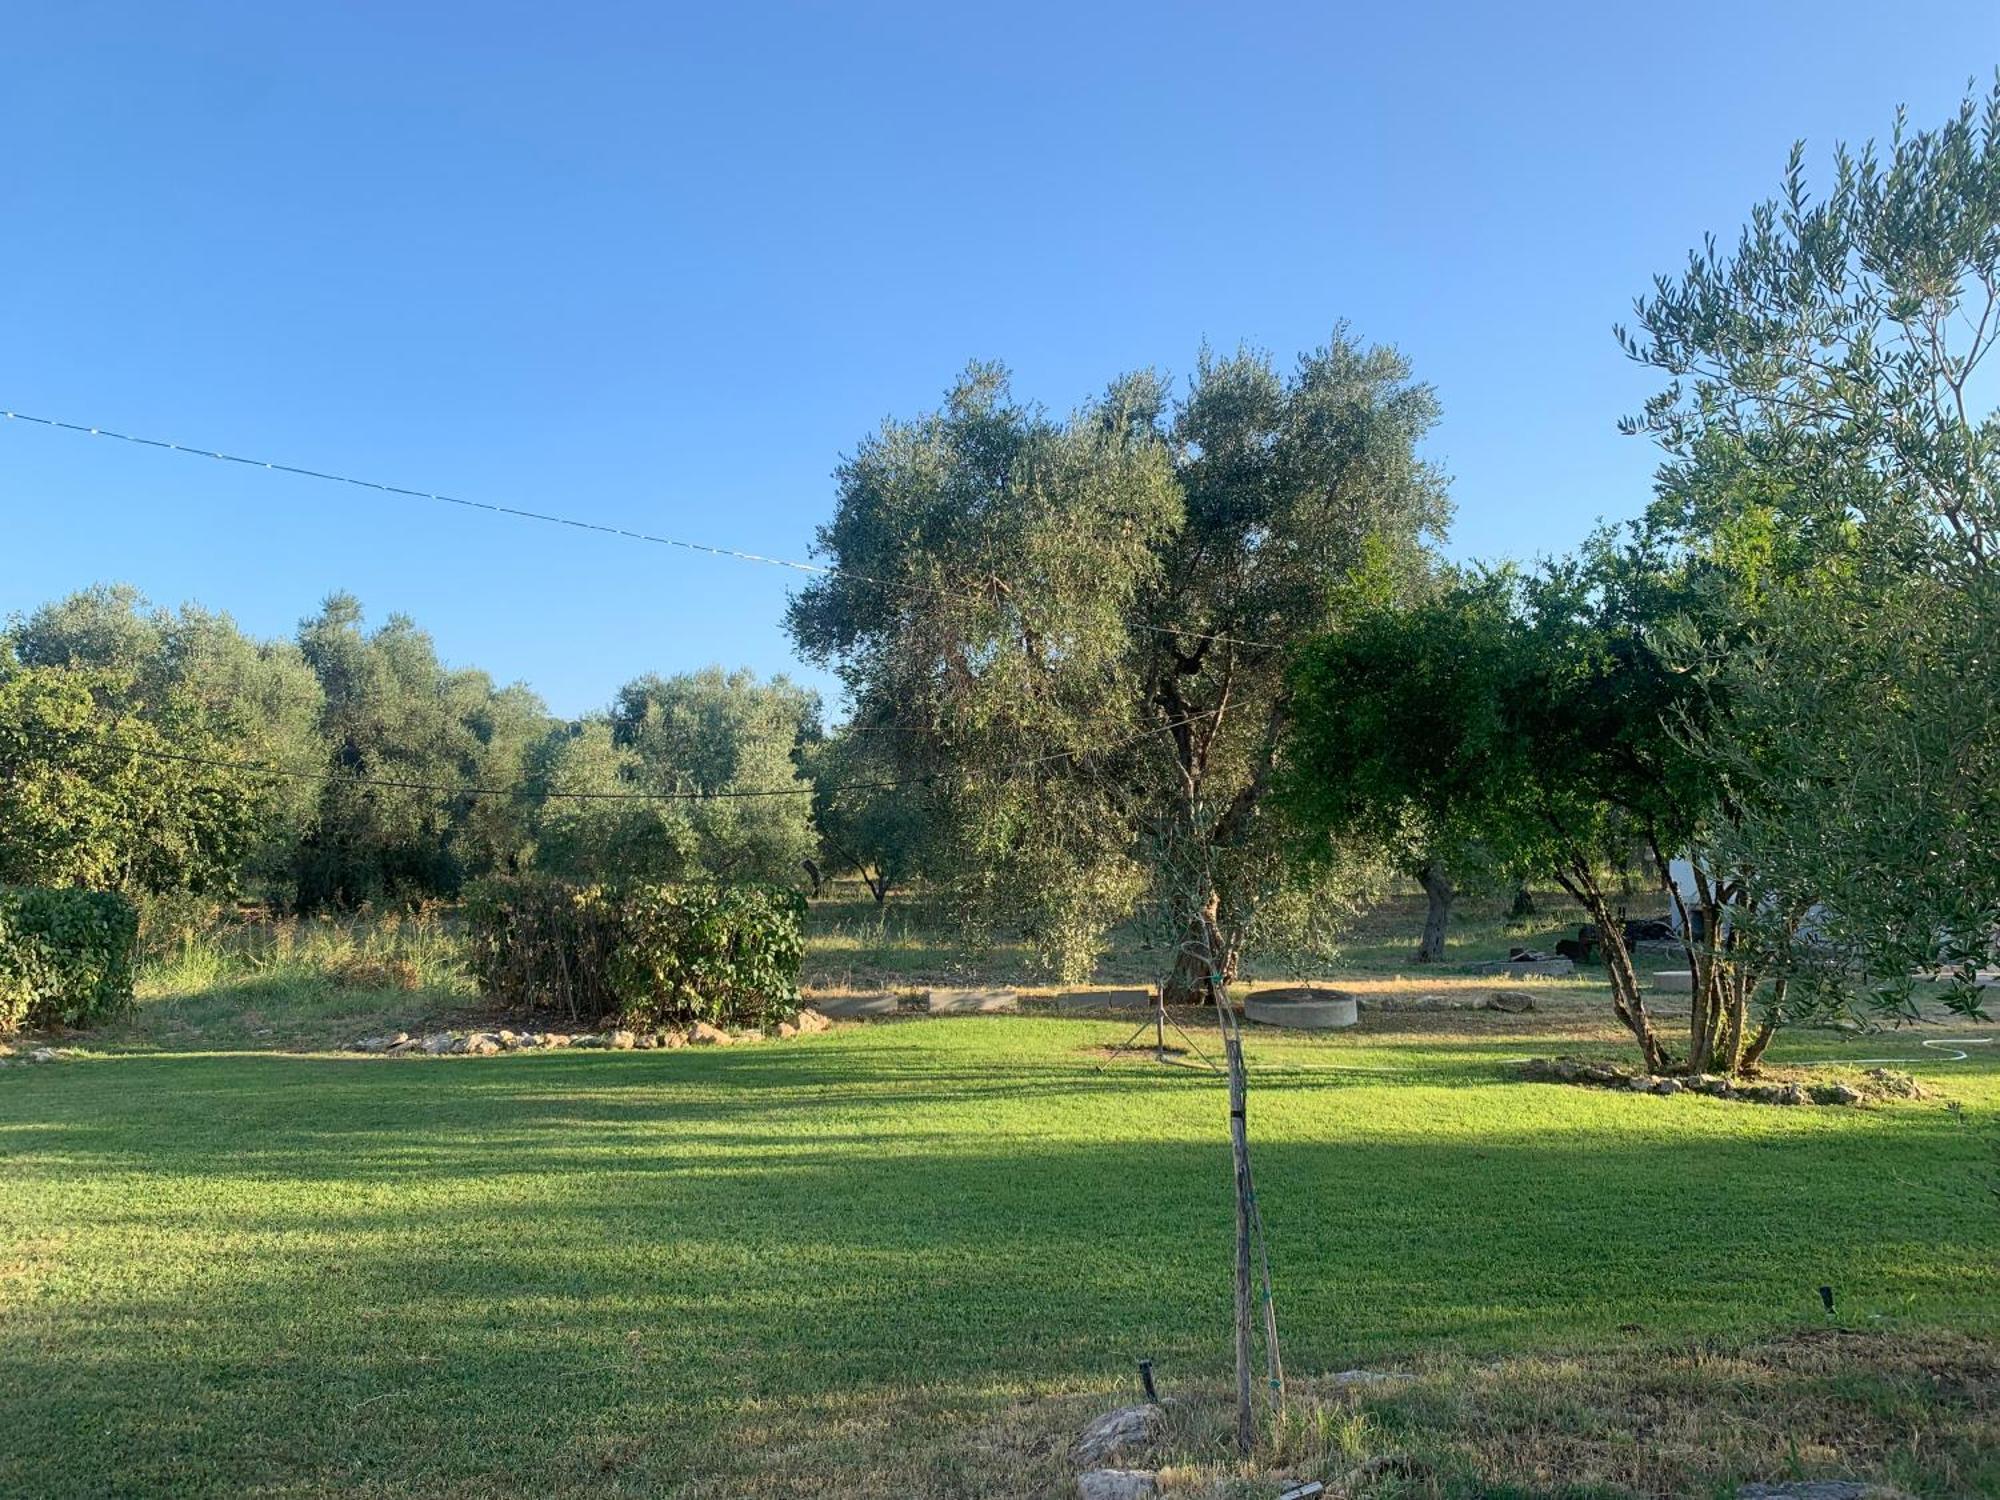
789,335,1448,991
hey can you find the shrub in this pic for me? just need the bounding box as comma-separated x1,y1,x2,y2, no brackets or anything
609,882,806,1028
463,878,622,1024
463,876,804,1028
0,887,139,1034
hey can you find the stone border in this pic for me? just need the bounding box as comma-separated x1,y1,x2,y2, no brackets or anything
352,1009,834,1056
1517,1055,1925,1106
1053,988,1155,1013
925,986,1018,1014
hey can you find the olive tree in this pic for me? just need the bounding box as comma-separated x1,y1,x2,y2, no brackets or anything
789,336,1448,991
1620,79,2000,1015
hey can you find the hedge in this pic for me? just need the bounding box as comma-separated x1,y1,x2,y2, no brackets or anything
464,876,806,1029
0,887,139,1034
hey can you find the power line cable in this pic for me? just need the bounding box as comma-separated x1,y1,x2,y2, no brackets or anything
2,407,1283,652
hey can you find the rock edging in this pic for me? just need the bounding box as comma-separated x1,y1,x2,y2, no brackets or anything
352,1008,832,1057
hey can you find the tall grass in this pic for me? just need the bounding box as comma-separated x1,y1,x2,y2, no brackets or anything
137,904,471,1001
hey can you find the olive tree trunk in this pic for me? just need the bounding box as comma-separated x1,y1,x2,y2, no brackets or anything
1415,860,1454,963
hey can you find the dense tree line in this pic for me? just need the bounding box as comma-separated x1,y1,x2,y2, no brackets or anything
0,586,826,909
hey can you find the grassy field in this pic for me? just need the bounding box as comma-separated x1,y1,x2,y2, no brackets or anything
801,882,1624,993
4,943,1996,1498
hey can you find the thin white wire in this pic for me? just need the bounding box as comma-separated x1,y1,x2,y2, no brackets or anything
1,407,1284,653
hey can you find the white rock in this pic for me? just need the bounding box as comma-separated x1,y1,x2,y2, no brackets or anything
608,1029,637,1050
1077,1471,1158,1500
1326,1368,1412,1388
1073,1404,1162,1465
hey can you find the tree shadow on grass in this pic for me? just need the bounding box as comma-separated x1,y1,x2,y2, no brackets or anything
1,1043,1994,1498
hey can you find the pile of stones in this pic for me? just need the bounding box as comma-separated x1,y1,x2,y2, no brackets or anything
0,1044,70,1067
1520,1055,1904,1106
352,1008,832,1057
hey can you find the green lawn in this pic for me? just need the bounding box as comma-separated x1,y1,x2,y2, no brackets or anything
3,1011,1995,1497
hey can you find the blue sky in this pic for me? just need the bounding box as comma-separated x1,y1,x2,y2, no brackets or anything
3,3,1993,717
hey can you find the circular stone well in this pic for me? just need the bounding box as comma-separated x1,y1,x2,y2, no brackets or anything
1243,987,1359,1030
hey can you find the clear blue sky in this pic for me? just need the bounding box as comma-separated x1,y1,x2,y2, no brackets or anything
3,3,1992,717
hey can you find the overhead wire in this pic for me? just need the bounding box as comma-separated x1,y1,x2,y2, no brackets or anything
1,407,1284,653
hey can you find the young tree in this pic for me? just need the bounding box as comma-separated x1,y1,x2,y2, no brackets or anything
1284,550,1812,1077
1279,570,1515,966
789,335,1448,990
804,728,932,902
1620,79,2000,1014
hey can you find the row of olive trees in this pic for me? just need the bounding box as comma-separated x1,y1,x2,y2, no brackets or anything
0,586,842,910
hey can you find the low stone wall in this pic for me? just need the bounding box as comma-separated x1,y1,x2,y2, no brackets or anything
1053,987,1154,1013
812,993,903,1018
925,986,1018,1014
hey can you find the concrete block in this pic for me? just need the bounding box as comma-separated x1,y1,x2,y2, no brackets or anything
1054,987,1155,1013
925,986,1018,1014
811,993,902,1018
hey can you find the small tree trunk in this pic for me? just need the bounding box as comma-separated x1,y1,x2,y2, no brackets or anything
1164,889,1232,1005
1563,873,1670,1073
1415,861,1454,964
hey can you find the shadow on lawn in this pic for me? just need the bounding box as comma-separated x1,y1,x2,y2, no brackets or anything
2,1041,1993,1498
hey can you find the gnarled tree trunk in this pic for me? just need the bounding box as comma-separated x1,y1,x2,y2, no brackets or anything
1415,860,1454,963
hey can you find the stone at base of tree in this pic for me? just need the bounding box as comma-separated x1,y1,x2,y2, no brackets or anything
688,1022,731,1045
1055,988,1156,1013
1073,1403,1163,1465
1325,1368,1412,1388
774,1021,798,1038
811,993,899,1019
1737,1482,1911,1498
793,1008,833,1032
926,986,1018,1014
1520,1058,1867,1107
607,1030,637,1050
1076,1470,1159,1500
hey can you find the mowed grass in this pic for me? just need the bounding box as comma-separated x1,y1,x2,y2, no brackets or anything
2,1008,1996,1498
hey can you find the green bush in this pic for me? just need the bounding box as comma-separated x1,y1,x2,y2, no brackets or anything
608,883,806,1028
464,877,804,1029
0,887,139,1034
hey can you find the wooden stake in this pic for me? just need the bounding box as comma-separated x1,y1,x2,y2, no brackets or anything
1227,1031,1254,1455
